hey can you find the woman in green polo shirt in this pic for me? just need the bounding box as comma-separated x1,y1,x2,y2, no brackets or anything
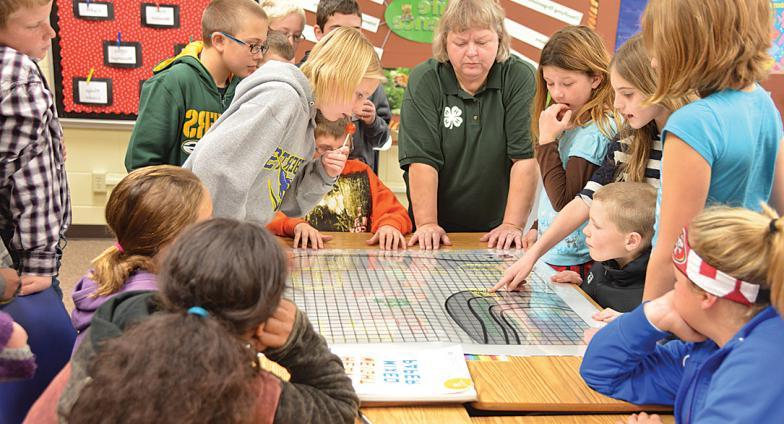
398,0,538,250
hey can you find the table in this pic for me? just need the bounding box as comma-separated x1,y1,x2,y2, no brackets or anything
279,232,670,416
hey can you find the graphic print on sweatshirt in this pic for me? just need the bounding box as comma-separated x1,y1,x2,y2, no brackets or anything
181,109,222,154
263,147,306,210
305,171,372,232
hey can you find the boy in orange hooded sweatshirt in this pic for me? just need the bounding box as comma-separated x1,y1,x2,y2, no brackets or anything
268,112,411,250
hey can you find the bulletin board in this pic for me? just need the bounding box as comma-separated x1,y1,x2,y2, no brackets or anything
50,0,624,120
297,0,622,69
51,0,212,119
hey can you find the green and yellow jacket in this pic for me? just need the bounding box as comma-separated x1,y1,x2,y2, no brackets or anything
124,42,239,170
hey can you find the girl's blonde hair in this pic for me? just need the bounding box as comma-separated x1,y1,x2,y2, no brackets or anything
530,26,617,142
301,27,385,107
257,0,305,23
610,34,693,183
641,0,772,102
90,166,206,297
432,0,511,63
688,205,784,313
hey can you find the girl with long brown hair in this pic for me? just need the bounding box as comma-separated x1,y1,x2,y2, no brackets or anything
521,26,617,283
65,219,358,423
70,165,212,350
496,35,690,296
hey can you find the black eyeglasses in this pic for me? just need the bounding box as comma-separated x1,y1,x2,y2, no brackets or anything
219,32,268,55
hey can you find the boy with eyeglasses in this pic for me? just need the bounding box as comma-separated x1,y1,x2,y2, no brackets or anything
125,0,268,170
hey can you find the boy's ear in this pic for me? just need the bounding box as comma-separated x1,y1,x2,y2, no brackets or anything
624,232,642,252
313,25,324,41
211,32,227,53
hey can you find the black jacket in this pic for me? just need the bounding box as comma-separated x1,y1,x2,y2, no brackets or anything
582,248,650,312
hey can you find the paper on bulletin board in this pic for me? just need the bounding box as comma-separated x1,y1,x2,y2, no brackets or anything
331,343,477,403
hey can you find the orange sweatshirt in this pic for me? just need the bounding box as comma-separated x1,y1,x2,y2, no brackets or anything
267,159,412,236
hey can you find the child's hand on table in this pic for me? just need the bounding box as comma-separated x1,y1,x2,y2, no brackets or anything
550,270,583,284
592,308,622,323
366,225,406,251
491,250,537,292
293,222,332,249
621,412,663,424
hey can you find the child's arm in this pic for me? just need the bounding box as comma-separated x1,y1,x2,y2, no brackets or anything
278,153,343,219
264,304,359,424
0,244,19,301
536,143,601,211
124,81,182,170
493,198,590,291
267,211,306,237
0,68,63,280
358,86,391,147
768,137,784,214
579,295,692,406
643,136,709,300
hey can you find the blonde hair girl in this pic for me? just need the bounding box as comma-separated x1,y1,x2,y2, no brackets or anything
301,27,385,115
496,35,690,292
581,205,784,423
526,25,618,279
640,0,784,301
70,165,212,349
184,27,384,225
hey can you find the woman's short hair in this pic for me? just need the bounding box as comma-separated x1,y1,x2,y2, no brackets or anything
432,0,510,63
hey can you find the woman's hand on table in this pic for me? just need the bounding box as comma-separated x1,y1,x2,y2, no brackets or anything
408,223,451,250
367,226,407,251
480,222,524,249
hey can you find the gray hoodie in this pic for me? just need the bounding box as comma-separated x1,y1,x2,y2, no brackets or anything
183,61,335,224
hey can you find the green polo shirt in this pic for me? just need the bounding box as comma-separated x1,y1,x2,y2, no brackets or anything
398,56,536,232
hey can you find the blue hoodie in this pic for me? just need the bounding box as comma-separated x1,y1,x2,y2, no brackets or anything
580,304,784,423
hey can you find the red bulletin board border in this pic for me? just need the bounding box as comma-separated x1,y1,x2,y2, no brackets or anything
51,0,212,120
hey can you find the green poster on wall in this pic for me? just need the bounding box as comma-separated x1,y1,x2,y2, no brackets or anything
385,0,448,43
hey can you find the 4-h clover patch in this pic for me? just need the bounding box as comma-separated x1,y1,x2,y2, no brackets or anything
443,106,463,129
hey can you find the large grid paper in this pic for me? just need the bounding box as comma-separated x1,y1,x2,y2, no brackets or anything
286,249,600,356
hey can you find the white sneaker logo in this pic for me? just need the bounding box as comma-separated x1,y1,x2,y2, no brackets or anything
443,106,463,129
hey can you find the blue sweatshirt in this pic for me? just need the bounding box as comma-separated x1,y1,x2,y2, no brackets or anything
580,304,784,423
